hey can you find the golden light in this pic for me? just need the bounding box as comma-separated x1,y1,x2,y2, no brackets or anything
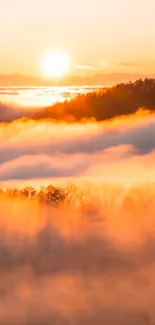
40,50,70,78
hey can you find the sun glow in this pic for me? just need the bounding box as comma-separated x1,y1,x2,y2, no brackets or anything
40,50,70,79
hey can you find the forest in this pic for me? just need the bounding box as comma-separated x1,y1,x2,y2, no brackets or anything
34,78,155,121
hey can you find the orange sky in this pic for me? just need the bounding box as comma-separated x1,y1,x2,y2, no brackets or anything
1,0,155,82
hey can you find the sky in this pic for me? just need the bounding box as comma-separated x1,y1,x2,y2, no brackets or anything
1,0,155,78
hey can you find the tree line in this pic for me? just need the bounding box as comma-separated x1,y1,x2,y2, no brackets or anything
34,78,155,121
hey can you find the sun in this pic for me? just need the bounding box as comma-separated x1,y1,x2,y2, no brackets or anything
40,50,70,78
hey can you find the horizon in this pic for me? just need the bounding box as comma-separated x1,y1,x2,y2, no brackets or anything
1,72,155,86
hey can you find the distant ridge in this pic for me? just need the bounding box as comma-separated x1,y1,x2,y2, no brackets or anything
1,73,155,86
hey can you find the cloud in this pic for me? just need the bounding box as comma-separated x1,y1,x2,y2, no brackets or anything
0,112,155,182
0,154,87,180
76,65,96,70
0,103,24,122
109,61,143,68
0,102,39,122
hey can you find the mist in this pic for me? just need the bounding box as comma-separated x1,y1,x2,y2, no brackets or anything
1,80,155,324
0,185,155,324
